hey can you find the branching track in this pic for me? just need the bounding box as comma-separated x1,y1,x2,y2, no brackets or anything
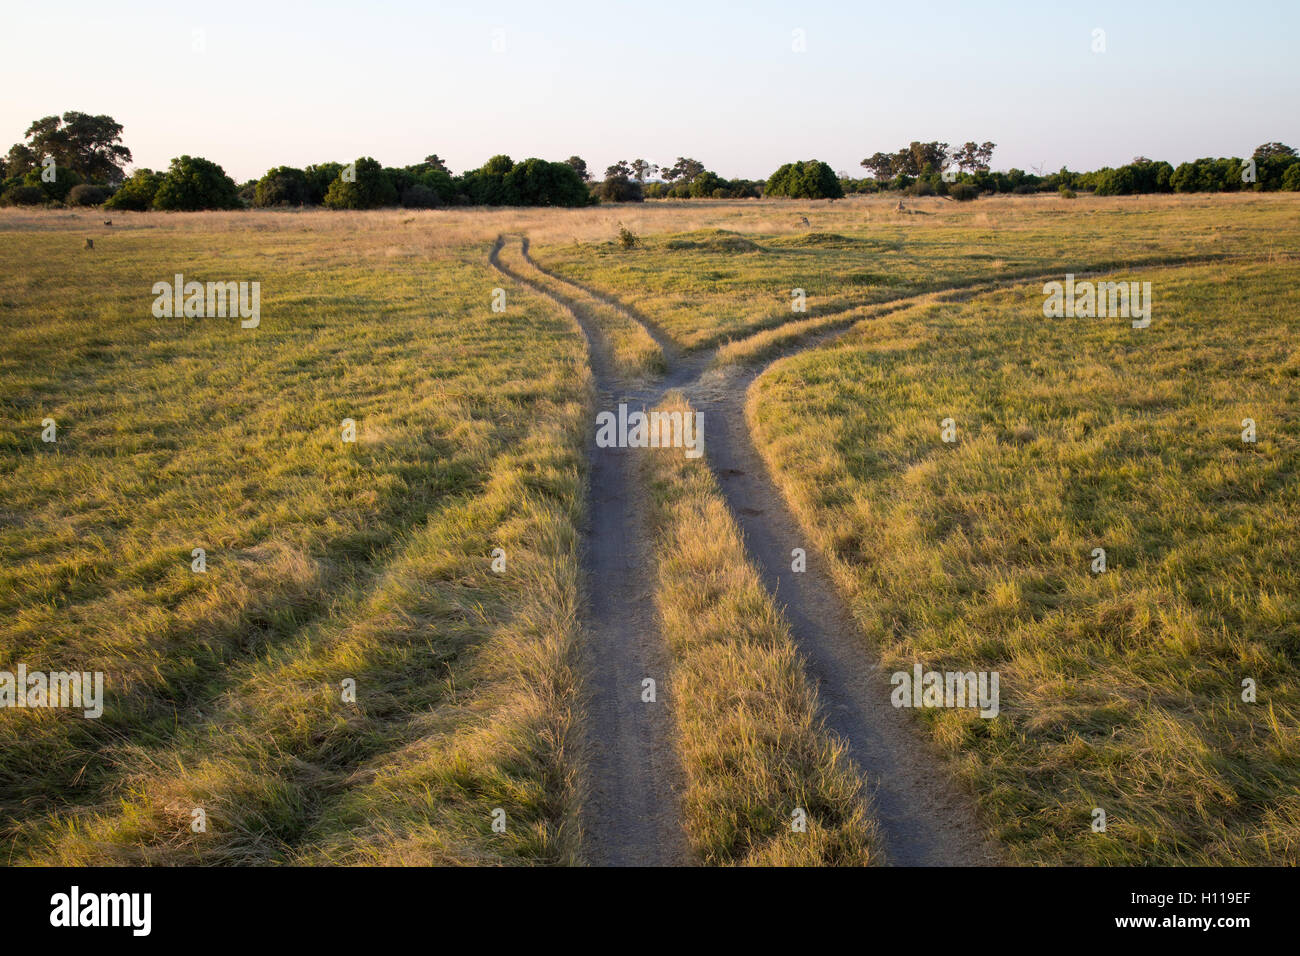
494,234,1175,865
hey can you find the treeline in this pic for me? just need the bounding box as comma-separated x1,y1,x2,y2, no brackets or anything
849,139,1300,199
596,158,763,201
0,113,597,210
4,113,1298,211
74,154,594,212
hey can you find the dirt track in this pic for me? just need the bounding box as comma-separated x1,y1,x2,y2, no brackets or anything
492,233,998,866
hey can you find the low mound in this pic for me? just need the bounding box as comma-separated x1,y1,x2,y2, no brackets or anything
768,231,861,248
662,229,761,253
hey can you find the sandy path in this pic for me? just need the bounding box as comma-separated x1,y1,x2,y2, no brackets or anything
490,236,691,866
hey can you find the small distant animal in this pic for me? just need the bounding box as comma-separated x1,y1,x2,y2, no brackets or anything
84,238,94,249
103,220,112,226
895,200,906,212
798,216,810,228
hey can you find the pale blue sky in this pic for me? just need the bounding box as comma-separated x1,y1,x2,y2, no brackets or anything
3,0,1296,182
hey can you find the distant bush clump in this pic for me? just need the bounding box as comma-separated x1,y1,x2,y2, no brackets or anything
22,166,82,203
104,168,165,211
503,157,592,206
323,157,397,210
254,166,311,207
152,156,241,210
764,160,844,199
399,184,440,208
1,184,46,206
66,183,113,206
597,161,644,203
949,182,979,201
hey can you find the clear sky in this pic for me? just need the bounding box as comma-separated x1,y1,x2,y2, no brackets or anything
3,0,1297,183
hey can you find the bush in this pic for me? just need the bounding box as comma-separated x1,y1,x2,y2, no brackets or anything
459,154,518,205
323,157,398,209
399,184,440,208
104,168,165,211
22,166,83,203
503,158,592,206
66,184,113,206
152,155,242,210
949,183,979,201
254,166,310,206
618,224,640,249
1,184,47,206
764,160,844,199
597,174,643,203
1058,185,1077,199
304,163,344,204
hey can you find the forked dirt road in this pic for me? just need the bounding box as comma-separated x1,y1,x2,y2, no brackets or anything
492,233,996,866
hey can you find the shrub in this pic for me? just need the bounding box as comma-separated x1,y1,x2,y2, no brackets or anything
1058,185,1077,199
66,184,113,206
104,168,165,211
949,183,979,201
459,154,518,205
304,163,343,204
618,224,640,249
152,155,241,210
1283,164,1300,192
503,158,592,206
254,166,310,206
22,166,83,203
597,174,643,203
1,184,46,206
322,157,398,209
399,184,440,208
764,160,844,199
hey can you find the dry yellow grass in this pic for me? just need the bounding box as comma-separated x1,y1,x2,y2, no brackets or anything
642,393,880,865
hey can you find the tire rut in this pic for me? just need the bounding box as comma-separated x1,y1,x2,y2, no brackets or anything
490,236,691,867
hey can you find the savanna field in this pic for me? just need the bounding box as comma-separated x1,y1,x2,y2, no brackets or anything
1,193,1297,865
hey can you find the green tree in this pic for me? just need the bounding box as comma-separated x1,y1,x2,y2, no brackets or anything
764,159,843,199
504,158,591,206
566,155,590,182
254,166,310,206
598,161,642,202
662,157,705,184
322,157,398,209
11,111,132,183
152,155,241,210
304,162,344,204
104,168,166,210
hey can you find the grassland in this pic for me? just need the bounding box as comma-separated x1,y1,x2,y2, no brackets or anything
534,194,1300,350
0,217,590,863
746,260,1300,864
3,193,1298,867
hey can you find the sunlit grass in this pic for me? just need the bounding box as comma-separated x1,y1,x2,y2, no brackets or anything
747,260,1300,864
642,394,879,865
0,224,590,863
